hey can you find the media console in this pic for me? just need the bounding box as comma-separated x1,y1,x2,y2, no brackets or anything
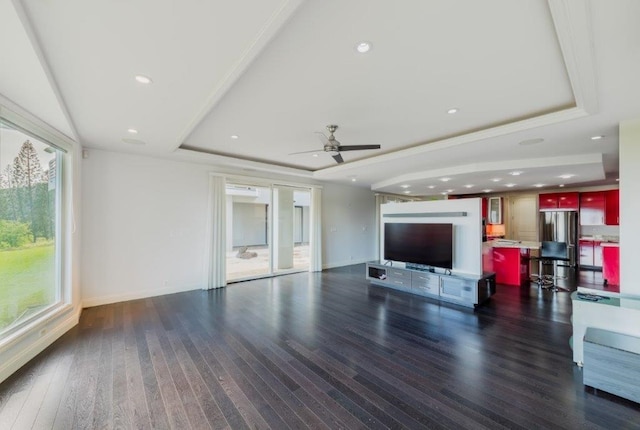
366,262,496,308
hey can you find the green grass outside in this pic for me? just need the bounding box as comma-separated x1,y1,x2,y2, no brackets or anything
0,243,55,332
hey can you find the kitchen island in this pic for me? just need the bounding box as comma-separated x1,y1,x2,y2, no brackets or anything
602,242,620,285
483,240,540,286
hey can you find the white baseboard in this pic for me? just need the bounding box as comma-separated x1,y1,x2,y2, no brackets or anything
0,307,80,384
82,283,202,308
322,258,371,270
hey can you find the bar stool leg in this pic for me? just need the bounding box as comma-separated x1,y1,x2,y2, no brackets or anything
547,260,570,292
540,260,555,289
529,259,543,287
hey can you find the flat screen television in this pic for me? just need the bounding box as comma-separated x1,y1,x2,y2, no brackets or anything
384,223,453,269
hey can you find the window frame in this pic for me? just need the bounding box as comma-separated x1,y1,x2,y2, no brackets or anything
0,101,74,348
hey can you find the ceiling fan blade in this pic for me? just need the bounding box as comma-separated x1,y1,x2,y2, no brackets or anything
289,149,324,155
315,132,330,146
337,145,381,151
332,153,344,164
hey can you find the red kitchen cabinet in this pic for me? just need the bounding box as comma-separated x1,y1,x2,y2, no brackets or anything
539,193,559,210
602,245,620,285
605,189,619,225
557,192,579,210
580,191,606,225
482,197,488,219
539,192,578,211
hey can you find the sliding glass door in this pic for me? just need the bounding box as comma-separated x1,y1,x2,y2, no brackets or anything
226,184,271,281
225,182,310,282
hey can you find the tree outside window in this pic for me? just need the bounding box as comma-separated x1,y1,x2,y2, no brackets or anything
0,124,59,334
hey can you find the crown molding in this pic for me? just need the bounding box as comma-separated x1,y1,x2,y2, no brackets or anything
547,0,599,114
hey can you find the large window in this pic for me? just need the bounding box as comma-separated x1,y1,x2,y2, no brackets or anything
0,118,62,338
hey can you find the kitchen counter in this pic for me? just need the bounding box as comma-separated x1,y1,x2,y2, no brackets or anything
579,236,619,243
488,239,540,250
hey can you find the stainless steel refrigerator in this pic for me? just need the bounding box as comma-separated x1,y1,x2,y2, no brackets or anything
539,211,578,267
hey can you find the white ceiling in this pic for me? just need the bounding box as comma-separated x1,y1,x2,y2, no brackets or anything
3,0,638,197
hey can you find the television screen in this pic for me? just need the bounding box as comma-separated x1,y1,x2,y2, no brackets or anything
384,223,453,269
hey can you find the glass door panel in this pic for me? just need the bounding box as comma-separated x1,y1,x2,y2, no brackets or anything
225,183,310,282
225,184,271,281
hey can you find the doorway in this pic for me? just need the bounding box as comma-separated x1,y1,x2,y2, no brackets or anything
225,183,310,281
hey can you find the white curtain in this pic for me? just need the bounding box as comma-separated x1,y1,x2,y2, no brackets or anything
375,194,384,261
309,187,322,272
205,175,227,289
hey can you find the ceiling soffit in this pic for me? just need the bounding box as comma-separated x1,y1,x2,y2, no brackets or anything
182,0,597,178
314,0,598,183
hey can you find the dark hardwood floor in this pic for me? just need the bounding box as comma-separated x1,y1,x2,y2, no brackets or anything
1,264,639,429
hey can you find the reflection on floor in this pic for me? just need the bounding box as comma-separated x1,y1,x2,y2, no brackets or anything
226,244,309,281
527,263,619,294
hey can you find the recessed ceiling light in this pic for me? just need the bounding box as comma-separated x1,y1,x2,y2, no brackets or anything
127,128,138,134
591,135,604,140
135,74,153,84
447,108,458,114
505,183,516,188
534,184,545,188
483,189,492,193
509,171,523,176
446,189,454,193
351,178,357,182
558,174,575,179
464,184,473,188
440,177,451,182
356,41,371,53
427,185,436,189
230,135,239,139
312,153,319,157
518,138,544,146
491,178,502,182
559,184,565,188
400,184,410,188
403,190,411,194
441,192,448,195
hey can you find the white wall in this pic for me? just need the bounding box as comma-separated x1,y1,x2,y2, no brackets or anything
82,150,377,305
620,118,640,296
81,150,211,306
321,183,377,269
380,198,483,276
580,224,620,238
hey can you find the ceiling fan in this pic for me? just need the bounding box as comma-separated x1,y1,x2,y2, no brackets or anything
290,125,381,164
